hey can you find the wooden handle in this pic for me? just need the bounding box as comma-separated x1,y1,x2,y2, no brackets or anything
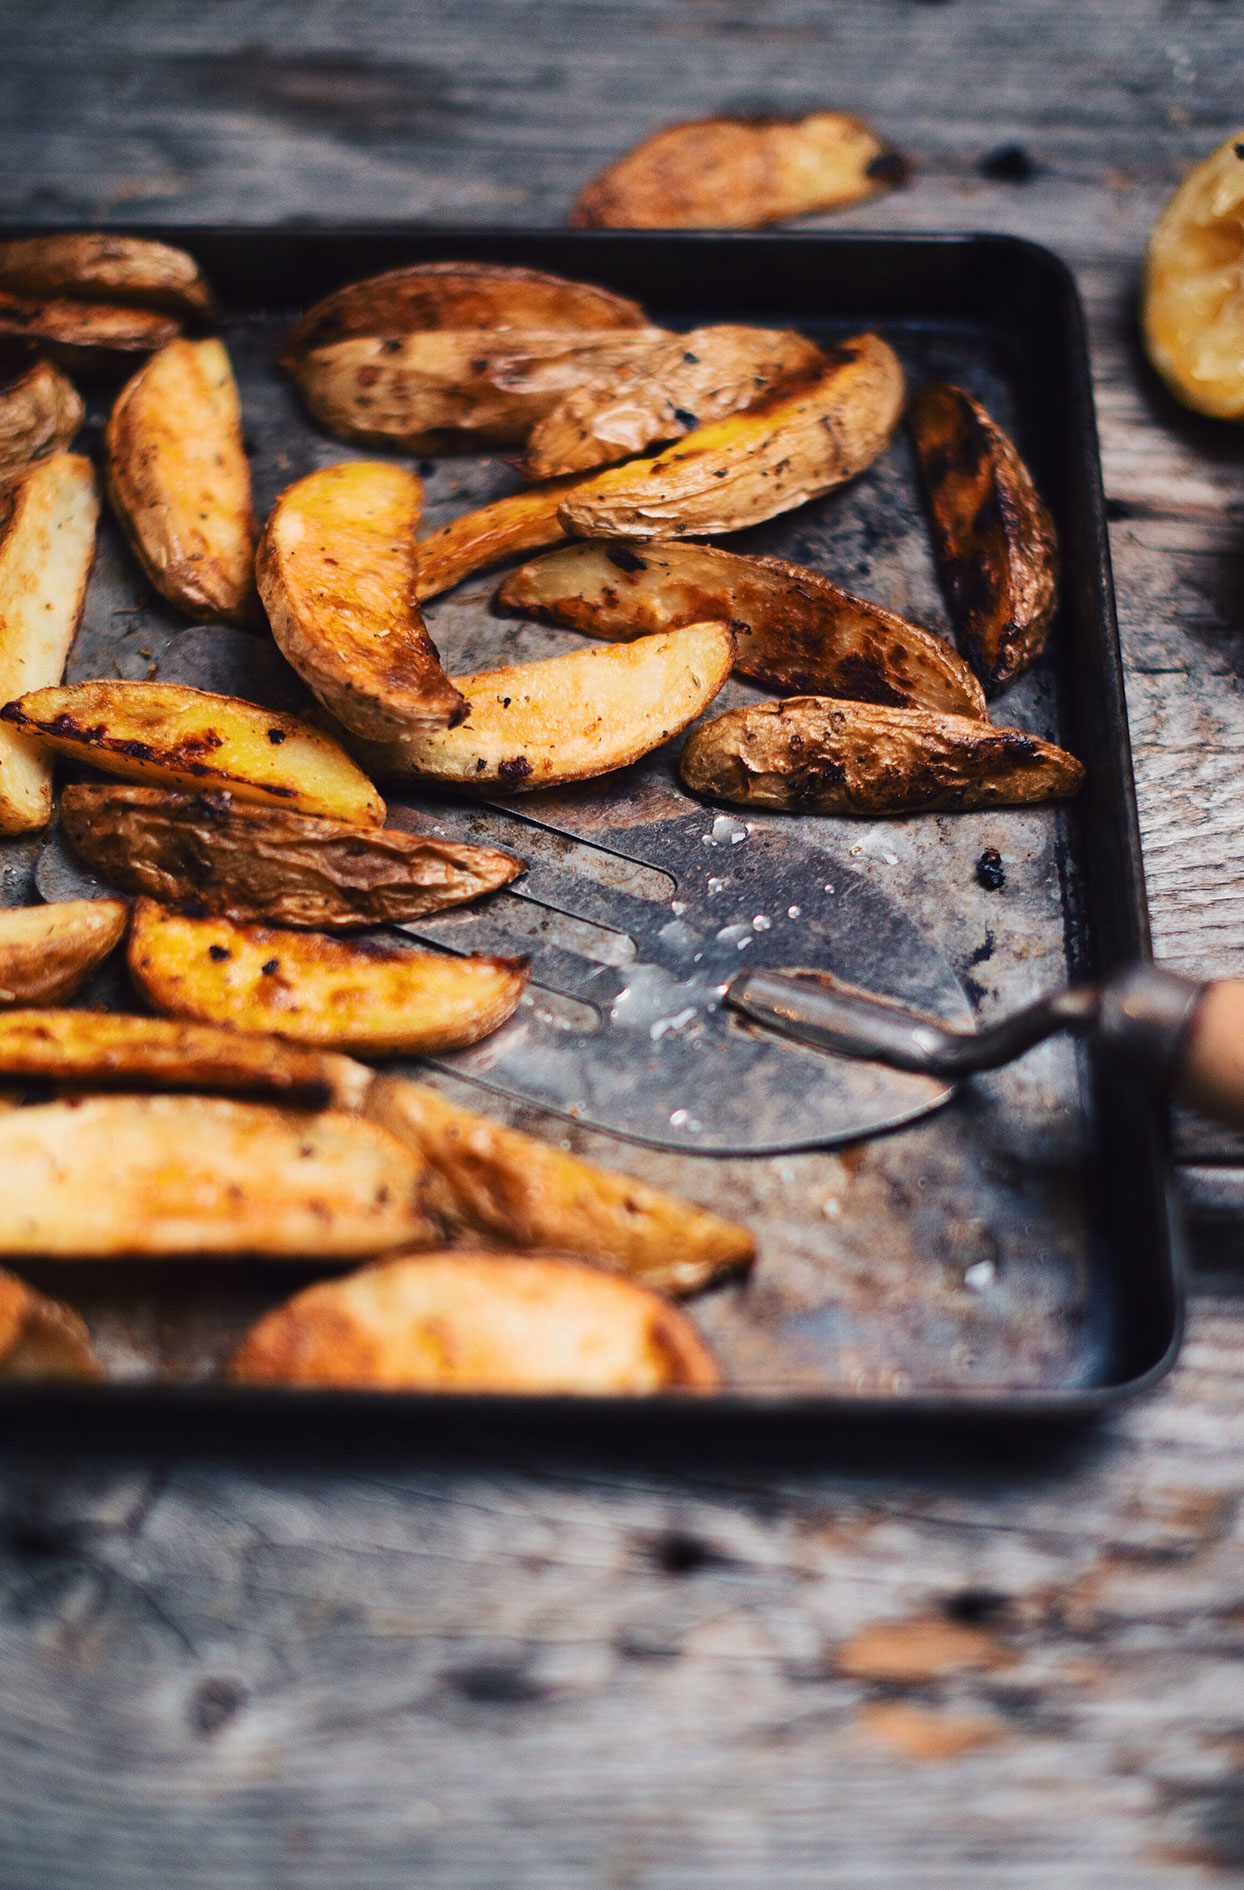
1176,979,1244,1128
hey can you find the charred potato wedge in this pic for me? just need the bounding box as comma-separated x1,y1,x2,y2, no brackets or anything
359,623,734,792
283,260,650,363
910,383,1059,696
0,234,215,323
1142,130,1244,421
105,337,257,625
0,452,99,833
0,359,83,478
128,900,528,1055
60,783,521,931
571,111,908,230
2,680,385,827
0,1094,439,1258
680,696,1084,814
0,900,127,1005
366,1076,754,1296
229,1249,722,1393
0,1269,101,1380
415,473,588,601
498,540,986,718
523,323,824,478
558,336,904,539
257,461,465,739
0,292,179,372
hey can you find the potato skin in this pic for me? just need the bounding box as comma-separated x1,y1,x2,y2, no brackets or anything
229,1249,722,1394
0,234,216,323
680,696,1084,814
0,292,179,372
366,1076,754,1296
0,360,83,478
571,112,909,229
910,382,1059,696
0,900,128,1005
61,783,523,930
497,539,986,719
0,1269,101,1380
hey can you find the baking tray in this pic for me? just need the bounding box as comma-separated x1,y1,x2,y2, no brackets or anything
0,227,1184,1434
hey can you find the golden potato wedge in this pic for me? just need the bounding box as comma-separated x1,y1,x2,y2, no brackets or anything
228,1249,722,1393
105,337,257,625
0,359,83,478
60,783,522,931
0,1009,372,1109
680,696,1084,814
524,324,824,478
497,540,986,718
0,901,127,1005
2,680,385,827
0,1094,439,1258
365,1075,754,1296
415,472,589,601
0,292,179,371
257,461,464,739
558,336,904,539
571,111,909,230
282,260,650,362
291,328,667,452
0,1269,101,1380
359,622,734,792
0,235,215,324
128,900,528,1055
1142,129,1244,420
0,452,99,833
910,383,1059,696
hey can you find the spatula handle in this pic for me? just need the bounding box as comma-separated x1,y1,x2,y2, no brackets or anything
1176,980,1244,1129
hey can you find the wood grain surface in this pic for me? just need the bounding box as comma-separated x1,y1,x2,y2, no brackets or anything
2,3,1244,1884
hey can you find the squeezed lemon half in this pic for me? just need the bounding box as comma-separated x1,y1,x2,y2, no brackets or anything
1142,131,1244,421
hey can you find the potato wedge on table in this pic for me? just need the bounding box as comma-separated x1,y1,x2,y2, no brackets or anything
257,461,464,739
1142,130,1244,421
571,111,908,229
0,1095,438,1258
910,382,1059,696
558,336,904,538
2,680,385,827
0,901,127,1005
0,234,216,324
680,696,1084,814
105,337,257,625
0,293,179,371
366,1076,754,1296
358,623,734,792
0,1269,101,1380
498,540,986,718
0,452,99,833
61,783,521,931
229,1250,722,1393
523,323,824,478
415,472,590,601
128,900,528,1055
0,359,83,478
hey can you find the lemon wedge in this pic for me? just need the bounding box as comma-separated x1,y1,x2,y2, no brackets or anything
1143,132,1244,420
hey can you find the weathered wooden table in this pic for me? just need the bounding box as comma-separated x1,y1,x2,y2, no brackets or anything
2,4,1244,1883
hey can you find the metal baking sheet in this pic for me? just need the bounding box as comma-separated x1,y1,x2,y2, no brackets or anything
0,229,1183,1421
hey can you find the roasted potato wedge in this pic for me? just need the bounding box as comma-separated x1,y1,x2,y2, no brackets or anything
0,1094,439,1258
359,622,734,792
415,472,589,601
910,383,1059,696
282,260,650,363
0,901,127,1005
291,328,667,452
228,1249,722,1393
0,234,215,323
105,337,257,625
0,452,99,832
1142,129,1244,420
366,1076,754,1296
523,324,824,478
2,680,385,827
257,461,464,739
61,783,521,930
498,540,986,719
558,336,904,539
680,696,1084,814
571,111,908,229
0,1008,372,1109
0,292,179,371
0,359,83,478
128,900,528,1055
0,1269,101,1380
